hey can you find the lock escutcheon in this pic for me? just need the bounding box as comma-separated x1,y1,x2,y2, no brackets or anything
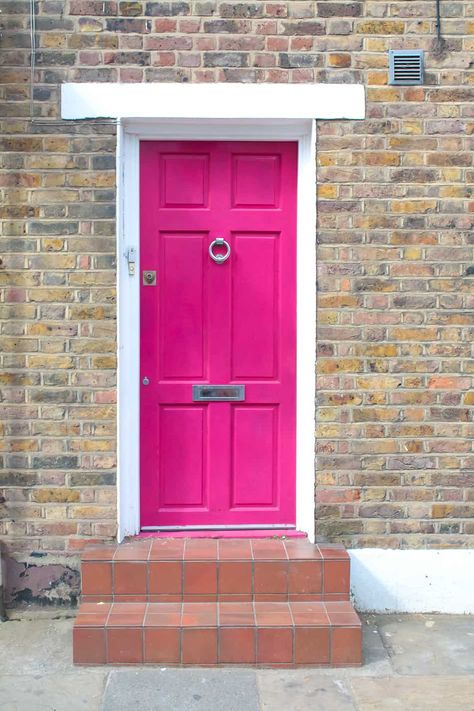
143,270,156,286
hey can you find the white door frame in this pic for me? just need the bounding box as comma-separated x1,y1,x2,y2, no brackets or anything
60,82,365,542
117,118,317,540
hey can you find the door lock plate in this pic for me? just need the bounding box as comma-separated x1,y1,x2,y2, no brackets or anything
142,270,156,286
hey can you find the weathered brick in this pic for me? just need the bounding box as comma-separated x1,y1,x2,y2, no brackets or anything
0,0,472,577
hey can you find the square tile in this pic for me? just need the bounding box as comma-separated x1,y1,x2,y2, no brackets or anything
73,627,106,664
75,613,108,628
295,627,330,664
218,540,252,560
288,561,322,594
106,628,143,664
219,562,252,595
149,561,182,595
114,541,151,561
82,546,116,562
254,602,292,627
149,539,185,561
183,562,217,595
182,628,217,665
290,601,329,626
114,562,147,595
284,541,322,560
81,561,112,596
78,601,111,615
219,628,256,664
251,540,287,560
331,626,362,665
219,602,255,627
318,545,348,560
182,602,217,627
108,602,146,626
218,594,253,603
324,560,350,595
328,612,361,627
254,562,288,594
184,539,218,560
257,628,293,665
144,627,181,664
149,594,182,603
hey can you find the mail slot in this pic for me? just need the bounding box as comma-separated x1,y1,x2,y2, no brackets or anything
192,385,245,402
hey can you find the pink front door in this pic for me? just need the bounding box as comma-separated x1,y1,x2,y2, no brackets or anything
140,141,297,528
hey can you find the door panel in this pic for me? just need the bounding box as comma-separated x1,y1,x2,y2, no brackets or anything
159,406,207,508
231,406,277,508
140,141,297,528
159,232,207,380
231,232,279,380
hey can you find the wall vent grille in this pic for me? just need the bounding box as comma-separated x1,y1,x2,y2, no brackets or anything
389,50,424,86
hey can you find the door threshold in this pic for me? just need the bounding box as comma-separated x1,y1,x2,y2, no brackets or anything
137,529,308,539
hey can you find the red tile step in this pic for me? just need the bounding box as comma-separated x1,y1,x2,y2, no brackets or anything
73,600,362,667
80,538,350,603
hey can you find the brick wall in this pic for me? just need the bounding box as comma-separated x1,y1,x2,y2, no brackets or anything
0,0,473,603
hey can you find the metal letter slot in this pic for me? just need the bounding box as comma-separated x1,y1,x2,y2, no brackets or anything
193,385,245,402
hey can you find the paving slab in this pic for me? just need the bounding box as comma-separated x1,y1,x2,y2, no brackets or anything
102,668,260,711
0,673,105,711
257,673,356,710
375,614,474,676
350,676,474,711
0,618,76,674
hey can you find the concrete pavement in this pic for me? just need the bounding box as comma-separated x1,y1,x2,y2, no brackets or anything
0,612,473,710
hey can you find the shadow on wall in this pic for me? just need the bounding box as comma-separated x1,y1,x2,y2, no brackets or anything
349,549,474,615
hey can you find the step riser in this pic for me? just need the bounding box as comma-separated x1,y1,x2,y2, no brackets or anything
81,559,350,601
73,601,361,667
74,540,361,667
74,625,361,667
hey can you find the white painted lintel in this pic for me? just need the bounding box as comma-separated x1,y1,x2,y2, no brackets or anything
61,82,365,121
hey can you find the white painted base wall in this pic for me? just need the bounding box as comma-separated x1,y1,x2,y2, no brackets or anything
349,549,474,614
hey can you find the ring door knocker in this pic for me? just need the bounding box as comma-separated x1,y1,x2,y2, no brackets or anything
209,237,231,264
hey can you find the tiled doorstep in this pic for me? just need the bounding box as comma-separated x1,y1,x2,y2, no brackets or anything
80,539,350,601
73,601,362,667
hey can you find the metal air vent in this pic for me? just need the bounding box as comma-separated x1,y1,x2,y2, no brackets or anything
389,50,424,86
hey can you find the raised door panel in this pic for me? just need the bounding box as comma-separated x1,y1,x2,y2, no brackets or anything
231,232,279,380
231,406,278,507
159,232,207,380
159,406,208,509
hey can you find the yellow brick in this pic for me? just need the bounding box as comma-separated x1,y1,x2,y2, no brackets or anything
32,489,80,503
40,33,67,48
67,173,116,188
357,20,405,34
391,200,437,214
42,239,64,252
356,376,402,390
463,392,474,405
367,87,401,103
28,355,75,369
402,121,423,135
319,295,360,308
390,327,438,341
367,71,387,86
317,359,363,374
317,184,338,199
69,506,116,519
404,247,422,260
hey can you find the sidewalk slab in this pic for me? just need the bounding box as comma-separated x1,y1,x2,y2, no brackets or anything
0,673,105,711
258,674,356,710
375,614,474,675
102,668,260,711
350,676,474,711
